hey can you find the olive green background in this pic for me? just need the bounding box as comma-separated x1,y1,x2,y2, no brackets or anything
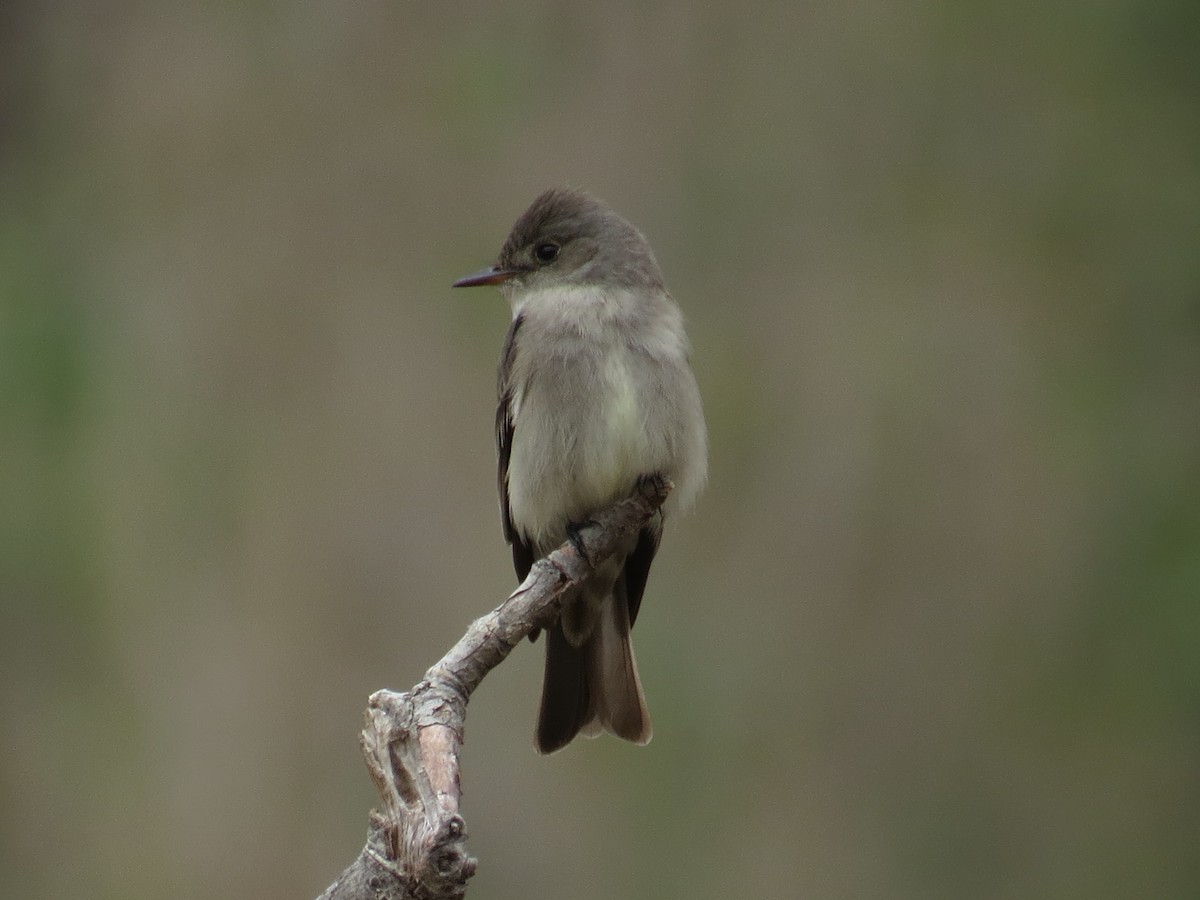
3,3,1198,898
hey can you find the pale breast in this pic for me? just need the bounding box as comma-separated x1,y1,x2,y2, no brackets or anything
503,284,703,545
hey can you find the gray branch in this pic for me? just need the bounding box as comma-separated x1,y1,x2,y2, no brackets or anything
315,477,672,900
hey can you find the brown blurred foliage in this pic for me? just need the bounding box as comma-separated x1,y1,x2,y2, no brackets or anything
2,2,1198,898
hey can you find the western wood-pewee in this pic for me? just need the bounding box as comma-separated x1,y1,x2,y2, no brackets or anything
454,187,707,753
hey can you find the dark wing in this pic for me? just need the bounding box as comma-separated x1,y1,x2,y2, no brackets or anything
497,314,534,581
623,513,662,628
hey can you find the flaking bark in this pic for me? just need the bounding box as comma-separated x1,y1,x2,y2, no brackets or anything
315,477,671,900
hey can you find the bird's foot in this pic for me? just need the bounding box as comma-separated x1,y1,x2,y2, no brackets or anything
636,472,672,502
565,519,598,566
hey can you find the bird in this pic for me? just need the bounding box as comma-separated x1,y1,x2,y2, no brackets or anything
453,187,707,753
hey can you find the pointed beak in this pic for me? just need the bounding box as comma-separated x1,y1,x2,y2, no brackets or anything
452,266,519,288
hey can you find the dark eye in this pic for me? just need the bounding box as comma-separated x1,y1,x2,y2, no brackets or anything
534,242,560,264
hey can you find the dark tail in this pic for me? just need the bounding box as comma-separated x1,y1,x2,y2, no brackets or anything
535,583,651,754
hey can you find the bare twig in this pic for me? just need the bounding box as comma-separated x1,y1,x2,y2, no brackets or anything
315,477,672,900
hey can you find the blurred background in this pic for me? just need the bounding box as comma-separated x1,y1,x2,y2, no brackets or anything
3,2,1199,898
